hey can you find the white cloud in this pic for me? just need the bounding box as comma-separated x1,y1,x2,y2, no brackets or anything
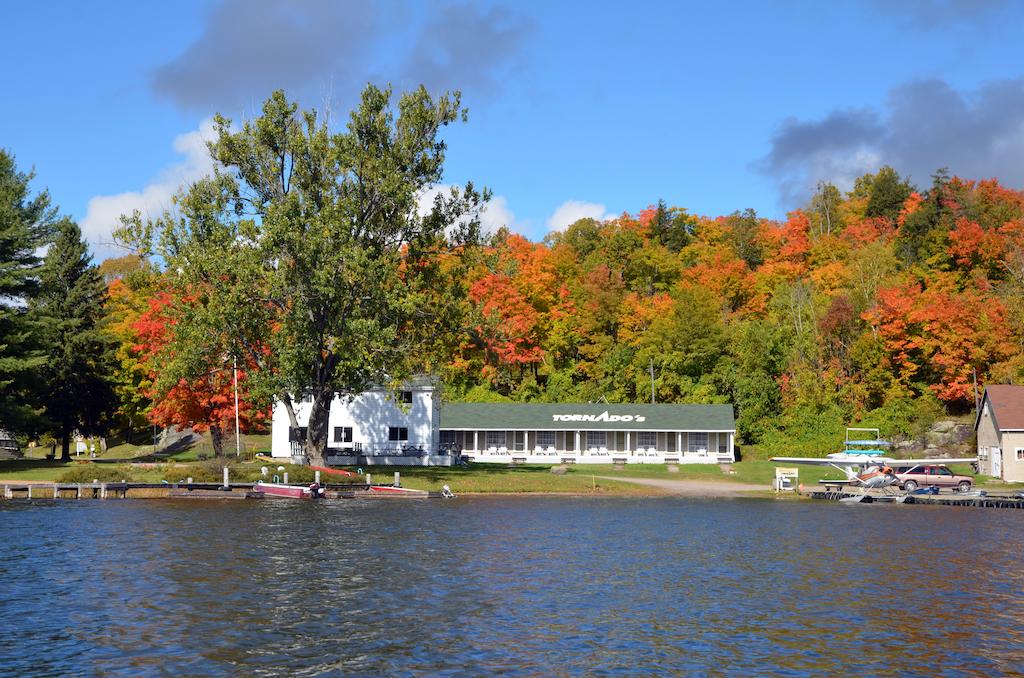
416,184,515,235
80,119,218,254
546,200,614,232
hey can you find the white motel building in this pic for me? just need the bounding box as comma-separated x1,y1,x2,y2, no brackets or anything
271,384,736,466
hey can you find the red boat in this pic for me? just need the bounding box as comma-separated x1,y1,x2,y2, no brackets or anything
252,481,325,500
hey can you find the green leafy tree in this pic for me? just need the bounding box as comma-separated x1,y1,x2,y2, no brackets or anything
119,86,486,465
648,199,695,252
865,166,914,222
726,208,763,269
32,221,116,459
0,150,57,432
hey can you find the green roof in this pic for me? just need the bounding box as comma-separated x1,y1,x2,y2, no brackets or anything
441,402,734,432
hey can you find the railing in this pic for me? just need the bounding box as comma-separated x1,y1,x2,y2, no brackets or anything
326,443,462,458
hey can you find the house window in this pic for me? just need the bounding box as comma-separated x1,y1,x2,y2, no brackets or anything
1017,448,1024,461
388,427,408,442
400,391,413,404
688,432,708,453
637,432,657,448
586,431,607,449
537,431,555,448
718,435,729,453
333,427,353,443
486,431,506,448
288,426,307,442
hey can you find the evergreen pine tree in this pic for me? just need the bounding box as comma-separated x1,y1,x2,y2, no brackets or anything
32,220,116,459
0,150,57,432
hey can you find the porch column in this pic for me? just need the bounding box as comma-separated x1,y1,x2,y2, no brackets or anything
626,431,631,457
677,432,682,456
575,430,581,453
474,430,479,451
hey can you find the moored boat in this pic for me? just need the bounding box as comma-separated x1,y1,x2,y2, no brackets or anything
252,481,325,500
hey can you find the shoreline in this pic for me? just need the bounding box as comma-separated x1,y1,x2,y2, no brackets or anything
0,477,777,501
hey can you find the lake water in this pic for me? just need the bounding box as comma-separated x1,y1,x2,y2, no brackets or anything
1,496,1023,676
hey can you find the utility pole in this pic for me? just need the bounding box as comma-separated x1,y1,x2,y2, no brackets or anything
972,367,980,413
234,356,241,457
650,357,655,404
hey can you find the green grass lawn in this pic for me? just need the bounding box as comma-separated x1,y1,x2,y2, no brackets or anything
342,463,662,495
4,454,1022,495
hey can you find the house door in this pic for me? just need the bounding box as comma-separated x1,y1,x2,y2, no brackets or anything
993,448,1002,478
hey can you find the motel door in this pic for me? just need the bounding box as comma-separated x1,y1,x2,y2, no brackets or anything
993,448,1002,478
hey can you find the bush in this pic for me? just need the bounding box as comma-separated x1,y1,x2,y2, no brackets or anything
59,465,135,483
159,461,317,484
161,461,222,483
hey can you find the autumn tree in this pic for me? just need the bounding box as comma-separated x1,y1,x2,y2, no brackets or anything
118,86,486,465
133,291,266,456
101,255,160,439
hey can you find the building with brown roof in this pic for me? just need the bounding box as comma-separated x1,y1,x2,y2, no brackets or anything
975,385,1024,481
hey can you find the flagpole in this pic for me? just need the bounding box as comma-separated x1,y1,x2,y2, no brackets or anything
234,356,241,457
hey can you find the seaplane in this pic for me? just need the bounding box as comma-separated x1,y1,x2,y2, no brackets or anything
770,428,978,501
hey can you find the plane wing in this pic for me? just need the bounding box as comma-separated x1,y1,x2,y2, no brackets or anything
882,457,978,467
770,457,864,467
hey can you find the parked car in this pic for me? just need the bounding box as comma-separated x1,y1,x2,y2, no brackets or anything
0,430,21,460
896,464,972,492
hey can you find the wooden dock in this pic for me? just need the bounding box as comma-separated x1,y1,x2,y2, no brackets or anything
807,487,1024,509
0,481,439,501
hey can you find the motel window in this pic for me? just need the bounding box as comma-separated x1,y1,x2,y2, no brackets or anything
638,432,656,448
388,427,408,442
587,431,607,449
1017,448,1024,461
400,391,413,404
486,431,506,448
333,427,353,443
537,431,555,448
688,432,708,453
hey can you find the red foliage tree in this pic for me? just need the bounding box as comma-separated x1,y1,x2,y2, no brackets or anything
133,291,268,456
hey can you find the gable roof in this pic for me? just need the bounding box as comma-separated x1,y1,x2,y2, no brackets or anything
440,402,735,431
978,385,1024,432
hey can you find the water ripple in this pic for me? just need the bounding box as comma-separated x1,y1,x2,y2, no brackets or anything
1,497,1023,675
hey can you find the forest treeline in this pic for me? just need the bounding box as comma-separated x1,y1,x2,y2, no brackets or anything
447,169,1024,454
3,89,1023,459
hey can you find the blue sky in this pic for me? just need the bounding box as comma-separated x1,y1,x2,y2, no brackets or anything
4,0,1024,257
